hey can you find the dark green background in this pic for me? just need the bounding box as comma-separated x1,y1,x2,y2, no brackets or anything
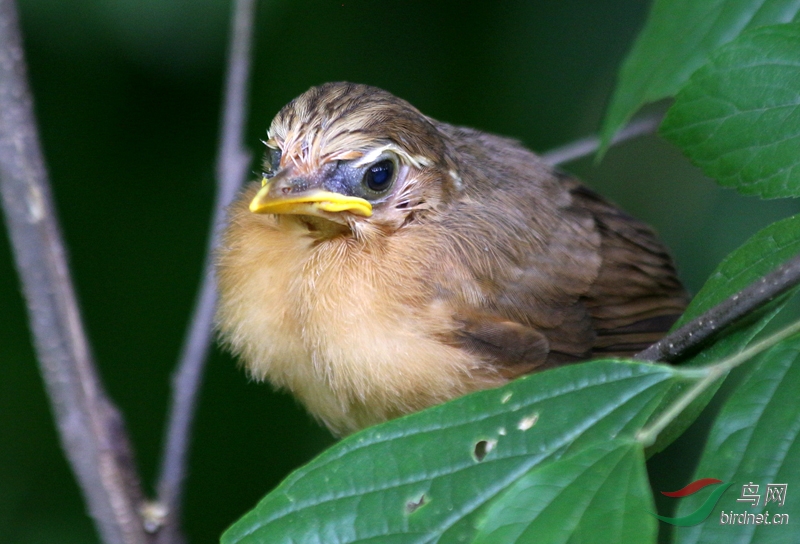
2,0,798,542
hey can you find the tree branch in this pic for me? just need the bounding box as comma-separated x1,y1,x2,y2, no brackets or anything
0,1,148,543
635,253,800,363
537,112,800,365
152,0,256,541
541,113,662,166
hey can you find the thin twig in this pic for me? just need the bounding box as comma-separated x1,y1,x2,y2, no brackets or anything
636,318,800,447
153,0,256,541
0,1,147,543
537,106,800,365
636,253,800,363
541,113,662,166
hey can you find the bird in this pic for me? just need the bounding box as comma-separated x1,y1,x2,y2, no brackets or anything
215,82,689,437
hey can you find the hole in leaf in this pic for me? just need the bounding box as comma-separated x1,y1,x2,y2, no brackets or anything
518,413,539,431
406,494,426,514
474,439,496,461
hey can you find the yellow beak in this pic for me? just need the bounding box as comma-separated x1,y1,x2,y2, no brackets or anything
249,180,373,218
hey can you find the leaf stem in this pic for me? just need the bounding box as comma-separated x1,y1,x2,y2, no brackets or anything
636,319,800,447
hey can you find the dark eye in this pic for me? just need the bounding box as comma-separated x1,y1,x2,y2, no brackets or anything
363,159,394,192
263,147,282,178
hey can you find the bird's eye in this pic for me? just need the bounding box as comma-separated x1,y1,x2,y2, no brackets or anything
363,159,395,193
263,147,282,178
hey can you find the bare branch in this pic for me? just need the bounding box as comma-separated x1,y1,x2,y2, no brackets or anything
0,1,147,543
541,113,662,166
636,253,800,363
153,0,256,540
536,104,800,364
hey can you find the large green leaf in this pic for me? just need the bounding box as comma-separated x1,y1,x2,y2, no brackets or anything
222,361,686,544
661,24,800,198
677,214,800,327
675,213,800,363
601,0,800,148
472,439,655,544
643,215,800,455
672,334,800,544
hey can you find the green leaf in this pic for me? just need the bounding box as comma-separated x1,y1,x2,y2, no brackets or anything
675,213,800,352
643,215,800,456
221,361,684,544
672,334,800,544
661,23,800,198
472,439,655,544
678,209,800,368
601,0,800,148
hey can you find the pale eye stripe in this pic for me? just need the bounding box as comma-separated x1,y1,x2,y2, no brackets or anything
351,145,393,167
350,145,433,169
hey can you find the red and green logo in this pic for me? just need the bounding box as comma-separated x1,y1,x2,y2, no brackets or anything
651,478,732,526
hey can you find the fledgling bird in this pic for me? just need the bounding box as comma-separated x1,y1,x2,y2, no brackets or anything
216,82,688,436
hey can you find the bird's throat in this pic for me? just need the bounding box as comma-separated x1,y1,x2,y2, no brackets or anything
292,214,352,239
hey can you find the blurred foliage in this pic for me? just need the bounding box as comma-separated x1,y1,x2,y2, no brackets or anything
2,0,800,542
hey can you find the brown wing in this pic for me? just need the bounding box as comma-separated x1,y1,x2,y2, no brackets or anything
565,178,689,356
430,126,689,375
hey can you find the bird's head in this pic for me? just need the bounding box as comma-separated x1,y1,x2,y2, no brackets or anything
249,82,460,238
